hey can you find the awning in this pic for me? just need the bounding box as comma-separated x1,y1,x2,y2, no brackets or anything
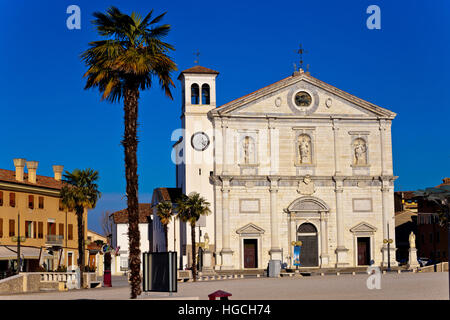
0,246,53,260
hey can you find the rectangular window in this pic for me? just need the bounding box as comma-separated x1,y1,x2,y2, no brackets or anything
47,222,56,235
38,222,43,239
9,219,15,237
9,193,15,207
28,195,34,209
39,196,44,209
0,218,3,238
68,224,73,240
0,191,3,206
25,221,32,238
59,223,64,237
59,199,64,211
33,221,37,238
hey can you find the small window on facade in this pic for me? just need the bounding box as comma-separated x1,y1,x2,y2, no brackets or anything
191,83,200,104
201,84,210,104
0,218,3,238
9,193,15,207
38,222,43,239
33,221,37,238
25,221,32,238
0,191,3,206
59,223,64,237
9,219,15,237
59,199,64,211
68,224,73,240
28,195,34,209
39,196,44,209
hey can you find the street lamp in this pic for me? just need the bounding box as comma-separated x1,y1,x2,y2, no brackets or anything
383,222,393,271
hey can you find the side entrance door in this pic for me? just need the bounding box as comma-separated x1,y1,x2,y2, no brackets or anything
357,237,371,265
244,239,258,268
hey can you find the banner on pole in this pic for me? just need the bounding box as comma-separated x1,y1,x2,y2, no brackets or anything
293,245,301,267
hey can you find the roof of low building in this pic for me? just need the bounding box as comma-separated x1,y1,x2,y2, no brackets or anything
436,177,450,188
395,210,417,227
0,168,63,190
155,187,183,203
111,203,152,224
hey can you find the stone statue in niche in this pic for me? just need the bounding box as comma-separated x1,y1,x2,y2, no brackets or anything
353,138,367,165
298,134,311,164
243,136,255,164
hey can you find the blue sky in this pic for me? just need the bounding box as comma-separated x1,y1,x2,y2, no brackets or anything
0,0,448,234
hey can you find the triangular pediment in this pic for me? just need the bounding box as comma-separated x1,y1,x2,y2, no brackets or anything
209,73,396,119
350,222,377,233
236,223,265,235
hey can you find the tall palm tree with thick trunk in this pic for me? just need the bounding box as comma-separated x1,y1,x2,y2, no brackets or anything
60,168,101,288
156,201,174,252
81,6,176,298
176,193,211,281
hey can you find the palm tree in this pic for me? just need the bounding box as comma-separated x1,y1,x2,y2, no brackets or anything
60,168,101,289
176,193,211,281
81,6,176,298
156,201,174,251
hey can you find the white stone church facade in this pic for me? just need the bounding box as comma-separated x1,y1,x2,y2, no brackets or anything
165,65,398,270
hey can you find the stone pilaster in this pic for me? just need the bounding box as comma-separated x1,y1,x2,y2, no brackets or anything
221,118,229,175
379,119,388,176
269,177,282,260
268,118,278,175
381,178,398,267
332,119,341,175
220,178,233,269
333,176,348,267
320,211,329,267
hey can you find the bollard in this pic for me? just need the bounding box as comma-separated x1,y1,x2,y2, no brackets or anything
240,274,244,279
336,272,340,276
352,272,355,276
383,271,386,275
321,273,325,276
257,274,260,278
234,275,238,279
397,270,401,274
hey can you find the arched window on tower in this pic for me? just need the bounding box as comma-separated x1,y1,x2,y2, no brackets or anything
191,84,199,104
201,84,210,104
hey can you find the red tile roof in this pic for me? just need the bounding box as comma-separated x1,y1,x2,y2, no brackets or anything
436,178,450,188
111,203,152,224
0,168,64,190
156,187,182,202
178,65,219,80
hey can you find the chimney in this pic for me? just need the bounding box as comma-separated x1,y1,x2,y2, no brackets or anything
53,165,64,181
26,161,39,184
13,158,26,182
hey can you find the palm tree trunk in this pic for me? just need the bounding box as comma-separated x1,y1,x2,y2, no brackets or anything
191,224,197,281
76,208,84,288
164,224,168,252
123,85,141,299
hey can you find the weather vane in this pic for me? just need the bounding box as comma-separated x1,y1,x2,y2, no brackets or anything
194,50,200,64
296,44,308,70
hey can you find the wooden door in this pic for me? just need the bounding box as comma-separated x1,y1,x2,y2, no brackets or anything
357,237,370,265
297,235,319,267
244,239,257,268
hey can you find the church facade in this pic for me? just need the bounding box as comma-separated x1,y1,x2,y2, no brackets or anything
170,65,398,270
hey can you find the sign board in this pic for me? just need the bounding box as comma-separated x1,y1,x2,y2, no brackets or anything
142,252,177,293
293,245,302,267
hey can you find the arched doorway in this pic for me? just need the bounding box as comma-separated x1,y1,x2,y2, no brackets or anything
297,223,319,267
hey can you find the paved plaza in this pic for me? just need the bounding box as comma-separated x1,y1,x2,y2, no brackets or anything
0,272,448,300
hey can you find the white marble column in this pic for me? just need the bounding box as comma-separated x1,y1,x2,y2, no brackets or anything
221,119,229,175
320,211,329,267
381,179,398,267
332,119,341,175
268,118,278,175
334,177,348,267
379,120,388,176
220,179,233,269
269,178,282,260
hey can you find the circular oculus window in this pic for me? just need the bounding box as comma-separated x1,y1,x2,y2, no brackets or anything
294,91,312,107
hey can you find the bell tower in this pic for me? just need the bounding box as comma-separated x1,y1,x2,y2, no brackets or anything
174,65,219,267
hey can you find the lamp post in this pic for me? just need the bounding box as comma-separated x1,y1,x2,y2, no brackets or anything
383,222,393,272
